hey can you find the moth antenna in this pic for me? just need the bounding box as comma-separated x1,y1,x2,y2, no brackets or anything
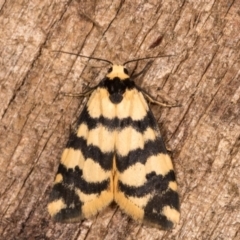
123,55,175,66
131,61,153,79
53,50,113,65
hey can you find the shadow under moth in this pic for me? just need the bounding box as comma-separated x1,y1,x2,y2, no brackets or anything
48,53,180,229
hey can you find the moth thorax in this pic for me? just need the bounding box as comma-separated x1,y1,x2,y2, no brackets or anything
103,65,135,104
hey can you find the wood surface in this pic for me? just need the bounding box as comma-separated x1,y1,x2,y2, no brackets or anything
0,0,239,239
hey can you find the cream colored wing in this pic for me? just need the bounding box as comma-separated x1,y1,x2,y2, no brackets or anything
114,88,180,229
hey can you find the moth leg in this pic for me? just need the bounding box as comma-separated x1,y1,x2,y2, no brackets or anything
141,90,181,108
61,87,96,98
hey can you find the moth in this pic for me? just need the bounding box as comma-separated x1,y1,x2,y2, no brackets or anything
48,53,180,229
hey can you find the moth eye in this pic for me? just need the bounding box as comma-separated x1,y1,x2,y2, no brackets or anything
108,67,113,73
124,68,129,74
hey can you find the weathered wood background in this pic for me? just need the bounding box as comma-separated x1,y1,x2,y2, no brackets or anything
0,0,239,239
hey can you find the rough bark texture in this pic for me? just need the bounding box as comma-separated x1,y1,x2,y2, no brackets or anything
0,0,239,239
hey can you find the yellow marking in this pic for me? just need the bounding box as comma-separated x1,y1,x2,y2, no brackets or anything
128,194,151,208
87,79,148,122
61,148,85,170
162,206,180,224
169,181,178,191
116,89,148,120
114,191,144,221
87,126,115,152
54,174,63,183
113,156,117,173
82,190,113,218
114,169,144,221
77,124,115,153
76,189,98,203
87,88,116,119
87,88,149,120
87,89,102,118
101,89,117,118
82,176,114,218
76,123,88,139
83,158,110,183
130,90,149,120
116,127,144,156
116,126,157,157
145,153,173,176
106,65,129,79
48,199,66,217
143,127,156,141
119,162,146,186
116,89,132,119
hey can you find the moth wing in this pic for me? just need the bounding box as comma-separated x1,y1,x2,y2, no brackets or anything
114,88,180,229
48,89,115,222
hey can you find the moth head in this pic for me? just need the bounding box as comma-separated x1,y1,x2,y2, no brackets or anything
103,65,134,104
106,65,129,80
